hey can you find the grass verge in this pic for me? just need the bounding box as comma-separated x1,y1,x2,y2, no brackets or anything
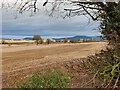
20,70,71,88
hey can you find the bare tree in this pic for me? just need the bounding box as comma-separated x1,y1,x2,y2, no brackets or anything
2,0,119,20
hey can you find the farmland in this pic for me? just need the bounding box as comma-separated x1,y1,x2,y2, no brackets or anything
2,42,107,88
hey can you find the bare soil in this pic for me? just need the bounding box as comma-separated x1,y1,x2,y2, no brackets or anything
2,42,107,88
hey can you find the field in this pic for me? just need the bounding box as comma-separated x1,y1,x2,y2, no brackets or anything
2,42,107,88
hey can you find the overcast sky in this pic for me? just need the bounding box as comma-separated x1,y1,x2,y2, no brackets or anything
2,0,101,39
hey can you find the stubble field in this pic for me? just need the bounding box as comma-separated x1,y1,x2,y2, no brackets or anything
2,42,107,88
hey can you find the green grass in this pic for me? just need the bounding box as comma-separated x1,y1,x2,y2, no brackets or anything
20,70,71,88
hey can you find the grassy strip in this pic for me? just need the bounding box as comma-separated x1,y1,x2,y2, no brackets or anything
20,70,71,88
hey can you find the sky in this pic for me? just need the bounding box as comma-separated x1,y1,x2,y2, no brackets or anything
1,0,102,39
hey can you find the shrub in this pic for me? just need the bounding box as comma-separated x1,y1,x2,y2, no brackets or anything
20,70,71,88
70,40,79,43
86,2,120,89
87,46,120,88
2,40,7,44
46,39,51,44
33,35,42,45
63,38,68,43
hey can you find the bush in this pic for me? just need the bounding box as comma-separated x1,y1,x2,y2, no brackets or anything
2,40,7,44
87,46,120,88
20,70,71,88
70,40,79,43
33,35,42,45
63,38,68,43
46,39,51,44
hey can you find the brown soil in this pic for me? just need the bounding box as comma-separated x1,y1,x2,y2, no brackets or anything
2,42,107,88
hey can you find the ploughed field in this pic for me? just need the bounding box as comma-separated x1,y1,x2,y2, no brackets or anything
2,42,107,88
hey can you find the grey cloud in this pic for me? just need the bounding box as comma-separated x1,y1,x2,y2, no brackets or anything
2,8,101,38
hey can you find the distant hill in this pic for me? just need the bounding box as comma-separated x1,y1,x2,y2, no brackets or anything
53,35,102,41
0,38,11,40
23,37,33,40
2,35,102,41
